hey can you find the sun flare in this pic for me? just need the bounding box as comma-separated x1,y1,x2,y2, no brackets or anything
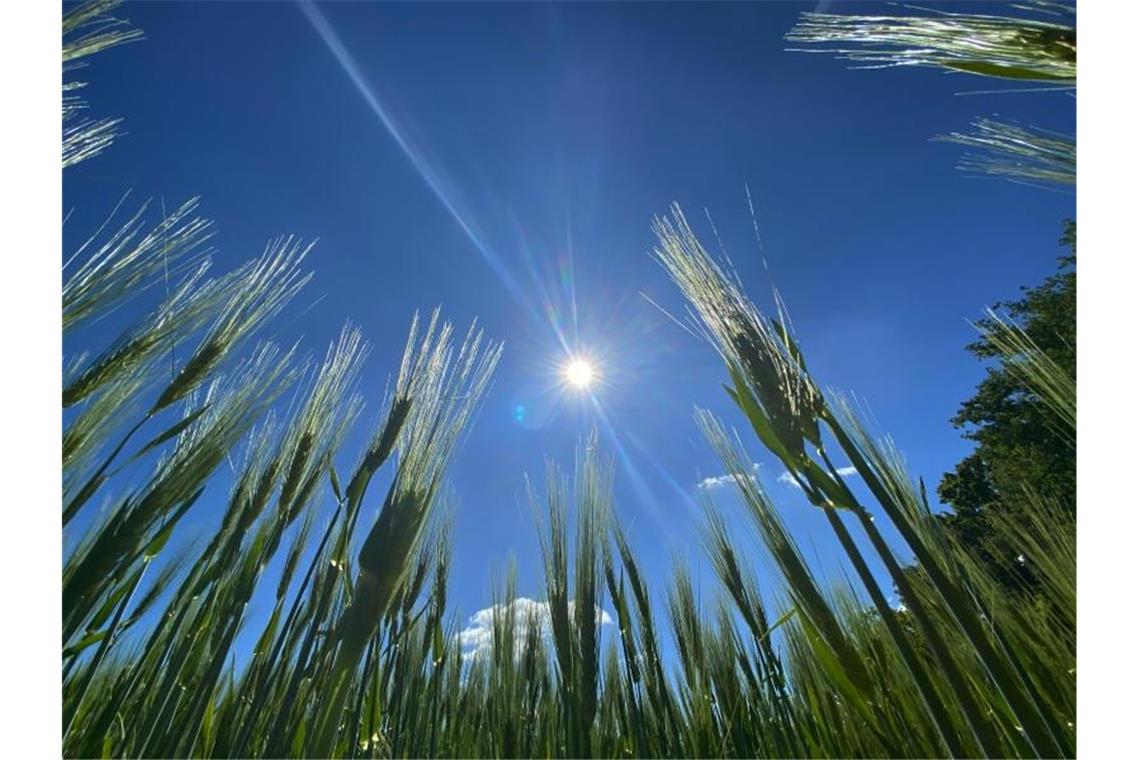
564,358,596,390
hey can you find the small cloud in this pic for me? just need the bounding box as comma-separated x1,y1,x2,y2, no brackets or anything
777,471,801,489
778,465,857,489
457,597,613,661
697,463,760,491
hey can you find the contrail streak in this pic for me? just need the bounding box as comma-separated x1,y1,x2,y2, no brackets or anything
297,0,527,306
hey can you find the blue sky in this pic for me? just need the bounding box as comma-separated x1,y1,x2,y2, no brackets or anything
63,1,1075,641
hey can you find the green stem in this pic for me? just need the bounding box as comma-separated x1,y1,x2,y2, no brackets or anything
824,410,1067,758
819,503,973,757
63,563,147,741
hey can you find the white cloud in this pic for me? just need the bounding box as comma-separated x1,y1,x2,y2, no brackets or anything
697,462,760,491
778,465,857,489
777,471,801,488
457,597,614,661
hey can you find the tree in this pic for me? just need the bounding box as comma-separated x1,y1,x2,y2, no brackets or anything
937,220,1075,595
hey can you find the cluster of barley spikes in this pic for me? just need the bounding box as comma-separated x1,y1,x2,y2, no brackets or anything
63,2,1074,758
788,1,1076,189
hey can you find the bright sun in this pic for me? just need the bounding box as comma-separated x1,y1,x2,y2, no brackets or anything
564,358,596,389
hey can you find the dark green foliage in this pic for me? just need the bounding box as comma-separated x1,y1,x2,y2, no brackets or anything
939,221,1076,595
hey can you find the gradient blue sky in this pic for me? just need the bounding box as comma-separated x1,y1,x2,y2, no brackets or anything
63,1,1075,639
